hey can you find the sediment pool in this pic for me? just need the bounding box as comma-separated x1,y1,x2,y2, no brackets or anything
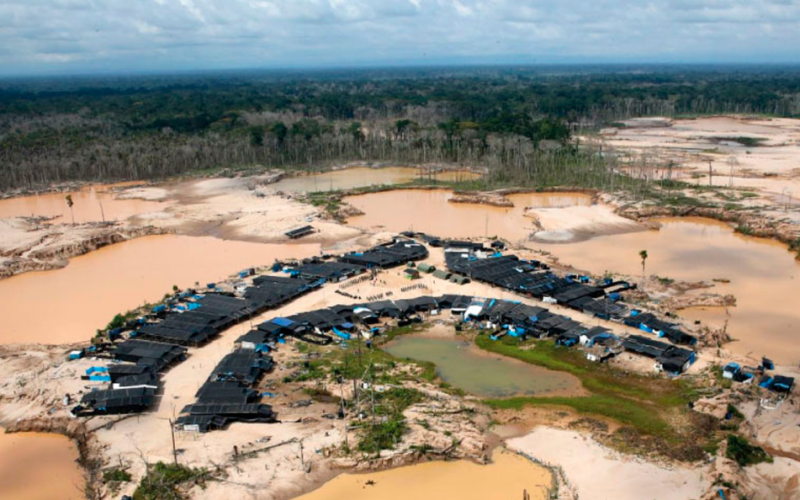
0,429,84,500
268,167,481,193
0,235,319,344
384,335,583,398
345,189,593,242
533,217,800,363
0,184,168,223
295,448,551,500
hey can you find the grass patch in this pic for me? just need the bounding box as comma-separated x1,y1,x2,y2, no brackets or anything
476,335,710,456
725,435,772,467
357,388,423,454
133,462,211,500
103,466,132,483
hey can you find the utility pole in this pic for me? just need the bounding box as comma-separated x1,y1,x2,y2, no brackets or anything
168,419,178,465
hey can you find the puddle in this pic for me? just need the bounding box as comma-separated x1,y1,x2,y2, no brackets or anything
0,235,319,345
268,167,481,193
345,189,592,242
295,448,551,500
532,217,800,363
384,335,583,398
0,184,169,223
0,429,84,500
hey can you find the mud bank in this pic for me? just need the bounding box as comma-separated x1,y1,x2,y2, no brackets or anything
0,222,168,279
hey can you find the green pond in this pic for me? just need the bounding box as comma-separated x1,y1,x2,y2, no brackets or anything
384,336,582,398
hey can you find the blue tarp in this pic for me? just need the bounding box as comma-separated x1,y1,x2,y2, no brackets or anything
333,327,351,340
152,305,167,313
85,366,108,375
89,375,111,382
271,317,294,327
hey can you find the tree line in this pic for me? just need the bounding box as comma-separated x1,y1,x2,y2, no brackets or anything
1,65,800,190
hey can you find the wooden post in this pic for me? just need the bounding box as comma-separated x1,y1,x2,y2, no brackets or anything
168,419,178,465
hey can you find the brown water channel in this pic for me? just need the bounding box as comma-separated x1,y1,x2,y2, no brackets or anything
0,429,84,500
345,189,592,242
268,167,481,193
0,235,319,345
384,335,583,398
295,448,551,500
533,217,800,363
0,184,168,223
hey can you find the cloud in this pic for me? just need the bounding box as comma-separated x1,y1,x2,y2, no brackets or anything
1,0,799,75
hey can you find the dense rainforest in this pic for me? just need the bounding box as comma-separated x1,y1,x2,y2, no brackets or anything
1,65,800,190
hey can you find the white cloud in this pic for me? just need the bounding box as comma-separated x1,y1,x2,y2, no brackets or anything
0,0,799,74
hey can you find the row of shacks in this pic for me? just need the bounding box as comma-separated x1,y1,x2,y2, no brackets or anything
438,240,699,374
71,238,428,419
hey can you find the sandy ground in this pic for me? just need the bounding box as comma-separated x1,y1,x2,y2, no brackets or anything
508,427,709,500
599,116,800,223
526,200,645,243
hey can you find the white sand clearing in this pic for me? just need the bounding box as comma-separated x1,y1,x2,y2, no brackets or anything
507,427,708,500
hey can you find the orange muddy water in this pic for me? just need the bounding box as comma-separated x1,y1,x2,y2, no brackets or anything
0,235,319,345
269,167,481,193
0,185,168,223
0,429,84,500
532,217,800,363
296,449,551,500
345,189,592,242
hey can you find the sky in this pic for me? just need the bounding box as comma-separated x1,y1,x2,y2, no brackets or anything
2,0,800,76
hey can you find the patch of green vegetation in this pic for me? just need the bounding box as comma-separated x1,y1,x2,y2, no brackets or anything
476,335,709,454
357,388,422,454
103,466,132,483
735,224,755,236
711,365,733,390
133,462,211,500
656,276,675,285
725,435,772,467
303,387,341,404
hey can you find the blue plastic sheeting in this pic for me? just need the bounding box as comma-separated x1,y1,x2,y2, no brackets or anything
333,327,351,340
608,293,621,301
206,283,216,289
186,303,202,311
152,305,167,313
341,322,355,330
255,344,270,353
85,366,109,375
760,377,773,388
630,309,640,317
69,351,84,360
89,375,111,382
507,326,525,338
277,336,286,344
639,323,654,333
261,392,276,398
272,317,294,327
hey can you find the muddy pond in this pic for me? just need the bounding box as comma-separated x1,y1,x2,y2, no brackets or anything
384,335,583,398
345,189,593,242
296,448,551,500
0,184,169,223
0,235,319,345
268,167,481,193
0,429,84,500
